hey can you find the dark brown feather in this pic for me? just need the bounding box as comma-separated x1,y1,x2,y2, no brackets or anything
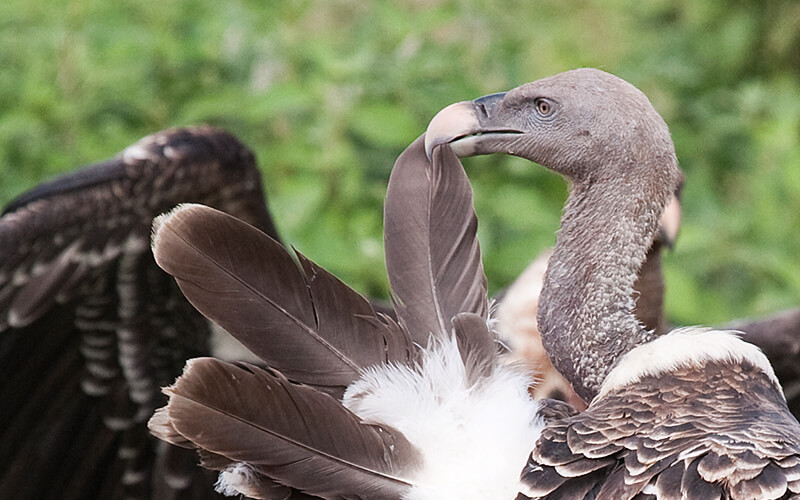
296,253,412,365
680,458,722,500
730,463,788,500
653,462,684,500
155,357,421,499
7,244,83,328
519,464,568,497
384,136,487,347
152,203,412,392
537,398,580,423
595,464,647,500
452,311,497,383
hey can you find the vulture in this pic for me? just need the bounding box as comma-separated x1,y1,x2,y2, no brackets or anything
425,67,800,499
0,120,682,499
0,126,279,499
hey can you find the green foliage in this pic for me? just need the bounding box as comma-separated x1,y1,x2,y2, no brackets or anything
1,0,798,323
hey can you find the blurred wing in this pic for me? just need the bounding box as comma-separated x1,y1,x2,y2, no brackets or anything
726,308,800,417
150,357,421,499
384,136,488,347
152,204,413,395
0,126,276,499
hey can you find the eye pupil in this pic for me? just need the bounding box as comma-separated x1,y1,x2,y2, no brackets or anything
537,100,550,115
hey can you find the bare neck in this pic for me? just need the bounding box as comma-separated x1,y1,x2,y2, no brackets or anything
537,181,664,402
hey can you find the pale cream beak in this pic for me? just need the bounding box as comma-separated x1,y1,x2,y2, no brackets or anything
424,92,511,159
424,101,480,159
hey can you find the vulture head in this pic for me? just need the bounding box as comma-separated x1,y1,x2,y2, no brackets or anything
426,67,682,188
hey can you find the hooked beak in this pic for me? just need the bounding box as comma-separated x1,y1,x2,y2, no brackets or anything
424,92,521,160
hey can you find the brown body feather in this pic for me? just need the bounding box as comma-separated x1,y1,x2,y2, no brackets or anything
154,358,420,499
384,136,488,346
152,204,412,396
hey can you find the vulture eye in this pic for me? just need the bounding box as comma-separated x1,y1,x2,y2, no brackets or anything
535,98,553,116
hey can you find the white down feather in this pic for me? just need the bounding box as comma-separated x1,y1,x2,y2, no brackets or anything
343,334,544,500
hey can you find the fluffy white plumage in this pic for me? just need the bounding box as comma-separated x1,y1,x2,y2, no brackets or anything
344,334,543,500
216,463,262,497
597,326,781,400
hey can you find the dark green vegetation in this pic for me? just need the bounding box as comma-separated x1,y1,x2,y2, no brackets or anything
1,0,798,325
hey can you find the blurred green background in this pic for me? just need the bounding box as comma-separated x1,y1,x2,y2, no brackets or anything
1,0,798,325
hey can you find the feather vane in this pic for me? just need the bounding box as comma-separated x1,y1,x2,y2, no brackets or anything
384,136,487,347
155,357,420,499
152,204,411,389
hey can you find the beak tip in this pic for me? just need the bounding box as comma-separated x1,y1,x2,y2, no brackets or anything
423,135,435,161
424,101,480,160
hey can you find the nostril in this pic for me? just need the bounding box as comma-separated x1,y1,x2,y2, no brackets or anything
473,92,507,118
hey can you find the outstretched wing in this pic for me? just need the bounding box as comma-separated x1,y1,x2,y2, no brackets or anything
0,126,279,500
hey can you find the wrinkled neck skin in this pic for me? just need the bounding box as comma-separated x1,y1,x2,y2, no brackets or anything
537,178,666,403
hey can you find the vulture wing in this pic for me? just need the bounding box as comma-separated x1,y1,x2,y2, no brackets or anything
151,358,421,500
520,347,800,500
0,126,278,499
151,203,413,395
